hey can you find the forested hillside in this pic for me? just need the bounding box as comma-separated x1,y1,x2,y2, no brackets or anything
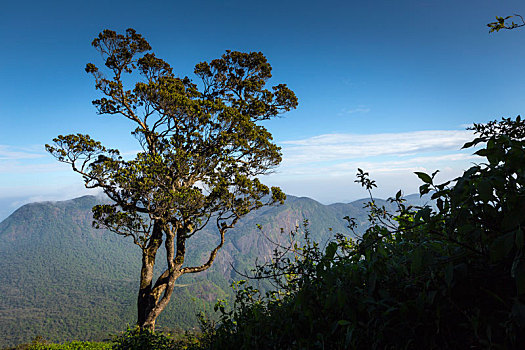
0,193,417,347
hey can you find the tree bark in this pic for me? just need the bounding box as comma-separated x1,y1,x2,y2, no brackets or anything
137,266,182,330
137,253,158,330
136,221,183,331
136,221,164,330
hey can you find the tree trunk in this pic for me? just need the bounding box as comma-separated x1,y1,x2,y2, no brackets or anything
137,252,158,330
136,220,164,331
136,222,182,331
136,269,181,331
137,292,157,330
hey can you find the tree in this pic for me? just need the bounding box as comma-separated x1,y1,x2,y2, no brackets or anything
45,28,297,330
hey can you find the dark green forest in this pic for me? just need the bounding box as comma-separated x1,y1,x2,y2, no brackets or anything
0,192,402,347
0,196,227,346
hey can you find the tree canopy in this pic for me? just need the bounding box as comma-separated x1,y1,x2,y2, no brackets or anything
46,28,297,330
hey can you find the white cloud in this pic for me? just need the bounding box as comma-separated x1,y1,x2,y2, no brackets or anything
0,183,101,221
267,166,465,204
339,106,371,115
0,129,480,207
9,186,102,208
459,123,475,129
0,145,46,160
0,144,70,174
275,153,477,178
262,128,480,203
280,129,474,166
0,160,67,174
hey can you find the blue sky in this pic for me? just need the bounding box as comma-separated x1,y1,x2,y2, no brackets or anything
1,0,525,220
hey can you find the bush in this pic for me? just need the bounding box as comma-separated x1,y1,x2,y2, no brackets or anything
199,117,525,349
111,327,175,350
10,337,111,350
110,325,208,350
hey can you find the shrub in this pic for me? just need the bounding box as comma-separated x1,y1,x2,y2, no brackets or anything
111,327,175,350
110,325,207,350
11,337,111,350
200,117,525,349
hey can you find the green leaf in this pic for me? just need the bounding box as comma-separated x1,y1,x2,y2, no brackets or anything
415,206,432,222
325,241,337,260
474,148,490,157
462,140,476,149
502,214,520,232
368,273,377,294
516,229,524,249
490,232,515,261
427,290,437,305
515,260,525,295
410,247,423,274
511,300,525,325
444,263,454,288
477,179,493,202
419,183,431,196
395,190,402,200
344,326,354,348
415,172,432,184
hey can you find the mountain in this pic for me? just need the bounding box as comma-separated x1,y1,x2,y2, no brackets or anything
0,196,31,223
0,194,427,347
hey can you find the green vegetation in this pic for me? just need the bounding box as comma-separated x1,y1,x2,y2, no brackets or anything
17,117,525,350
8,116,525,348
6,338,111,350
0,196,224,347
5,12,525,350
46,28,297,330
5,115,525,349
111,328,175,350
20,116,523,349
0,192,385,347
3,329,200,350
488,14,525,32
188,117,525,349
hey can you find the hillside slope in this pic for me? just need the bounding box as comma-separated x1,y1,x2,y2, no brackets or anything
0,193,421,347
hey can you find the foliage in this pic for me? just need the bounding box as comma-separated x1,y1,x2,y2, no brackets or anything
45,28,297,329
6,337,111,350
0,196,229,347
198,117,525,349
487,14,525,32
111,327,175,350
4,328,206,350
0,194,391,347
107,325,207,350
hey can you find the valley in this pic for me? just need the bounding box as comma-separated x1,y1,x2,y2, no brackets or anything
0,193,419,347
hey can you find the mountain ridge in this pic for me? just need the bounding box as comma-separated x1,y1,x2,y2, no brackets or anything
0,193,429,347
